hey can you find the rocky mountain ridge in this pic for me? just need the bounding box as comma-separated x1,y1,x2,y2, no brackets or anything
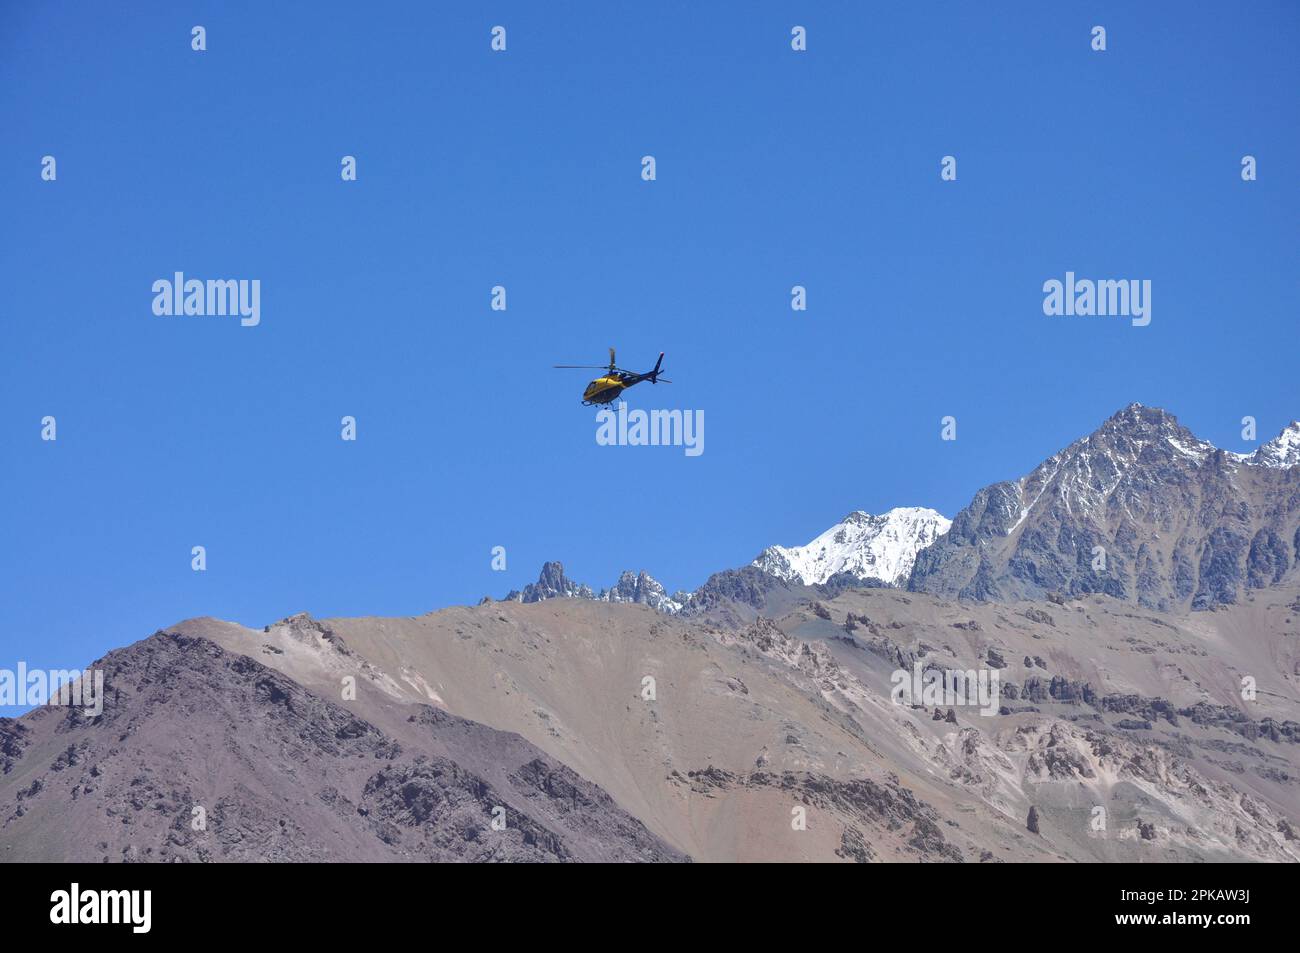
909,405,1300,611
501,407,1299,616
504,561,687,614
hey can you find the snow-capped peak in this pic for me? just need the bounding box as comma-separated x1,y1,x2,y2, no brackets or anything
1247,421,1300,469
1000,408,1300,531
752,506,952,587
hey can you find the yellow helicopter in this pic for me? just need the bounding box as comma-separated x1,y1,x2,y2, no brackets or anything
554,348,670,405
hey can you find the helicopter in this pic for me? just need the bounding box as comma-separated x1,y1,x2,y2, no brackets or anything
554,348,671,406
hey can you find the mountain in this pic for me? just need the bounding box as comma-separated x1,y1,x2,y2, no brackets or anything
602,569,686,614
9,579,1295,863
504,561,685,614
505,561,596,603
8,496,1300,860
909,405,1300,611
1247,421,1300,469
0,628,685,862
680,565,814,625
753,507,952,587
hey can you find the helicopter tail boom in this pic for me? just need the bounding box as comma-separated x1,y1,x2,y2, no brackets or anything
649,352,665,383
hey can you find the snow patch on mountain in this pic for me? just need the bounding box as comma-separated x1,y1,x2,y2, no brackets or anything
1247,421,1300,469
752,507,952,587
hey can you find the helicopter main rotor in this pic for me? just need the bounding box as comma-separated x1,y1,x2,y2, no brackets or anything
553,347,626,375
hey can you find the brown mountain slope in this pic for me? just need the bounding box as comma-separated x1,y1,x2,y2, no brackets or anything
178,585,1300,862
179,608,1007,862
0,631,685,863
5,577,1296,862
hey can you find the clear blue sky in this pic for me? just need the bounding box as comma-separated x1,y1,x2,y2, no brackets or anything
2,1,1297,681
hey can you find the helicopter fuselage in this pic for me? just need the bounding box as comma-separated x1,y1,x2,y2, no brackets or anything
582,372,644,405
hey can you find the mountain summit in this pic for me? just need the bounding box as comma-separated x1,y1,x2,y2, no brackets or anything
909,405,1300,610
1248,420,1300,469
752,507,951,587
505,561,595,603
505,562,685,613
